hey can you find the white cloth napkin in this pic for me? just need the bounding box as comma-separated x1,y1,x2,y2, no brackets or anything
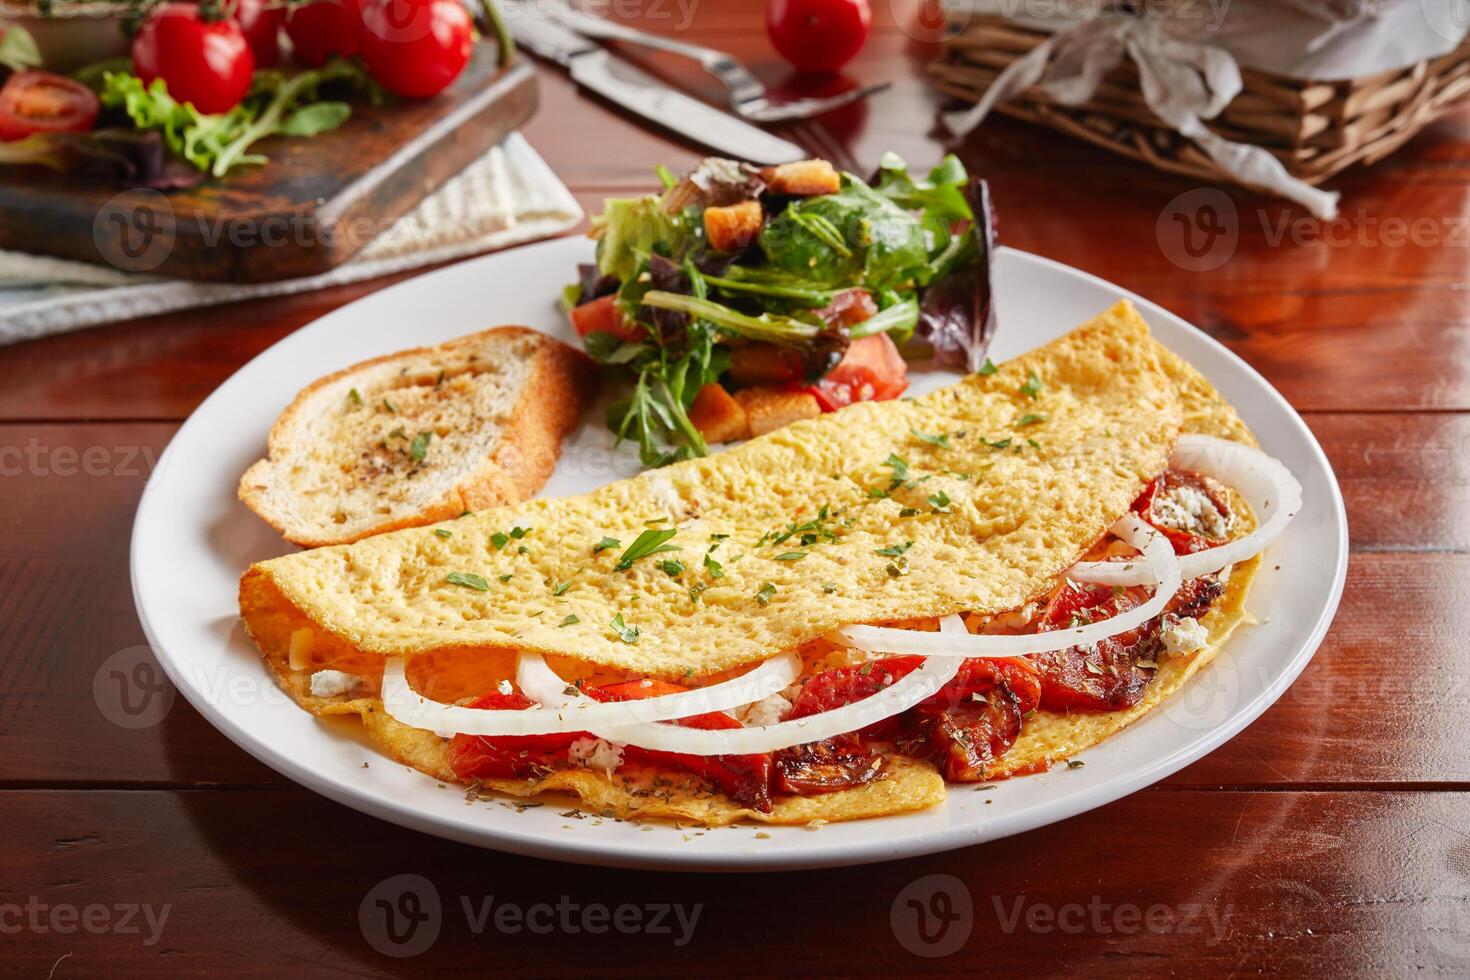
0,133,583,344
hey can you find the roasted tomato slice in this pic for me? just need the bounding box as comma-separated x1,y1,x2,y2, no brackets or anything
0,71,101,142
595,680,773,813
1168,575,1226,620
1134,468,1234,555
773,733,882,795
788,655,924,739
924,656,1041,716
448,690,579,781
900,687,1024,782
1029,583,1158,712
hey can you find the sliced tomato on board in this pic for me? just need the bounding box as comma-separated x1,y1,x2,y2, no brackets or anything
569,294,645,344
807,332,908,411
0,71,100,142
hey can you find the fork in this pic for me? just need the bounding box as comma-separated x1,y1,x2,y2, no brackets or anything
538,3,891,123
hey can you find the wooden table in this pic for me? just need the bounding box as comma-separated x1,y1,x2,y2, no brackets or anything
5,6,1469,975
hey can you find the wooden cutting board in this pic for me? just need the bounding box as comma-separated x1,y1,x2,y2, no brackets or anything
0,49,538,284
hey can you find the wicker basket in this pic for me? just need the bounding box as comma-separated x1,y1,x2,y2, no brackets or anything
930,14,1470,188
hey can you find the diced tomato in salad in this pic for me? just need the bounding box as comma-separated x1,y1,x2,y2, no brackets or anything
568,295,645,345
808,333,909,411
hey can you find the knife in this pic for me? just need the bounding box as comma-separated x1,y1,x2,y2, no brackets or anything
505,6,806,165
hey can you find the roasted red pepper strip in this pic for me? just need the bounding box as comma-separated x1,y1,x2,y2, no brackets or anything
594,680,773,813
448,680,773,813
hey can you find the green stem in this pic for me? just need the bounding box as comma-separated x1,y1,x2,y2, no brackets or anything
641,291,820,346
848,298,920,339
703,274,839,306
481,0,517,66
211,70,317,178
652,376,708,458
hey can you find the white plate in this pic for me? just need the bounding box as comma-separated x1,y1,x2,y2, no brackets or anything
131,238,1348,871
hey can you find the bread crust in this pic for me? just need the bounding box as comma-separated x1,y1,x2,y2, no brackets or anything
239,326,595,548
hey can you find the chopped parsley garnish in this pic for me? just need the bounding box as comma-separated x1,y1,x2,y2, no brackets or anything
1015,413,1047,427
774,551,808,562
978,358,998,376
551,580,573,596
1066,759,1085,770
886,561,908,578
558,614,580,628
498,574,513,584
445,572,489,592
435,369,446,387
433,528,453,539
593,536,621,554
510,526,530,539
821,583,838,594
874,541,914,558
490,531,509,550
928,491,951,511
382,397,398,414
899,507,920,517
347,388,363,407
987,438,1011,450
388,427,406,440
755,583,776,606
884,453,910,483
658,559,686,577
615,528,680,571
610,613,641,644
911,429,951,449
1026,438,1042,450
409,431,431,464
703,553,725,579
1020,370,1043,399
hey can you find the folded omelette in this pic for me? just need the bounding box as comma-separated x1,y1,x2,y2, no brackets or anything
240,301,1262,825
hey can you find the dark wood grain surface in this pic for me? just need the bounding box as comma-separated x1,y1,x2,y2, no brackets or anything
3,6,1468,976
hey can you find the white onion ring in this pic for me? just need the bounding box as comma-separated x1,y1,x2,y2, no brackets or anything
381,652,801,738
834,514,1181,658
518,616,970,757
1067,435,1302,587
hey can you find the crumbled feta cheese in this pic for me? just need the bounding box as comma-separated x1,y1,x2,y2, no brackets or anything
568,737,624,775
309,669,360,698
1153,484,1229,539
496,679,514,696
735,691,793,728
1160,615,1209,656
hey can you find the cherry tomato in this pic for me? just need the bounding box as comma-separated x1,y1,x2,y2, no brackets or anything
132,4,256,115
0,71,101,142
285,0,361,67
807,332,908,411
234,0,285,68
569,294,644,344
766,0,872,74
358,0,473,99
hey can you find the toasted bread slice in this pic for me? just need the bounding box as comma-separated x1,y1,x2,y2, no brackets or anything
240,327,595,548
734,386,822,436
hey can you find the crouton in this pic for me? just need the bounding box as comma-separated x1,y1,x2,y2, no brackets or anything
733,387,822,437
689,383,750,443
761,159,841,197
704,200,765,252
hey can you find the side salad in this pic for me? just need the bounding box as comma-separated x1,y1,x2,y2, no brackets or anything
564,154,997,467
0,0,514,187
